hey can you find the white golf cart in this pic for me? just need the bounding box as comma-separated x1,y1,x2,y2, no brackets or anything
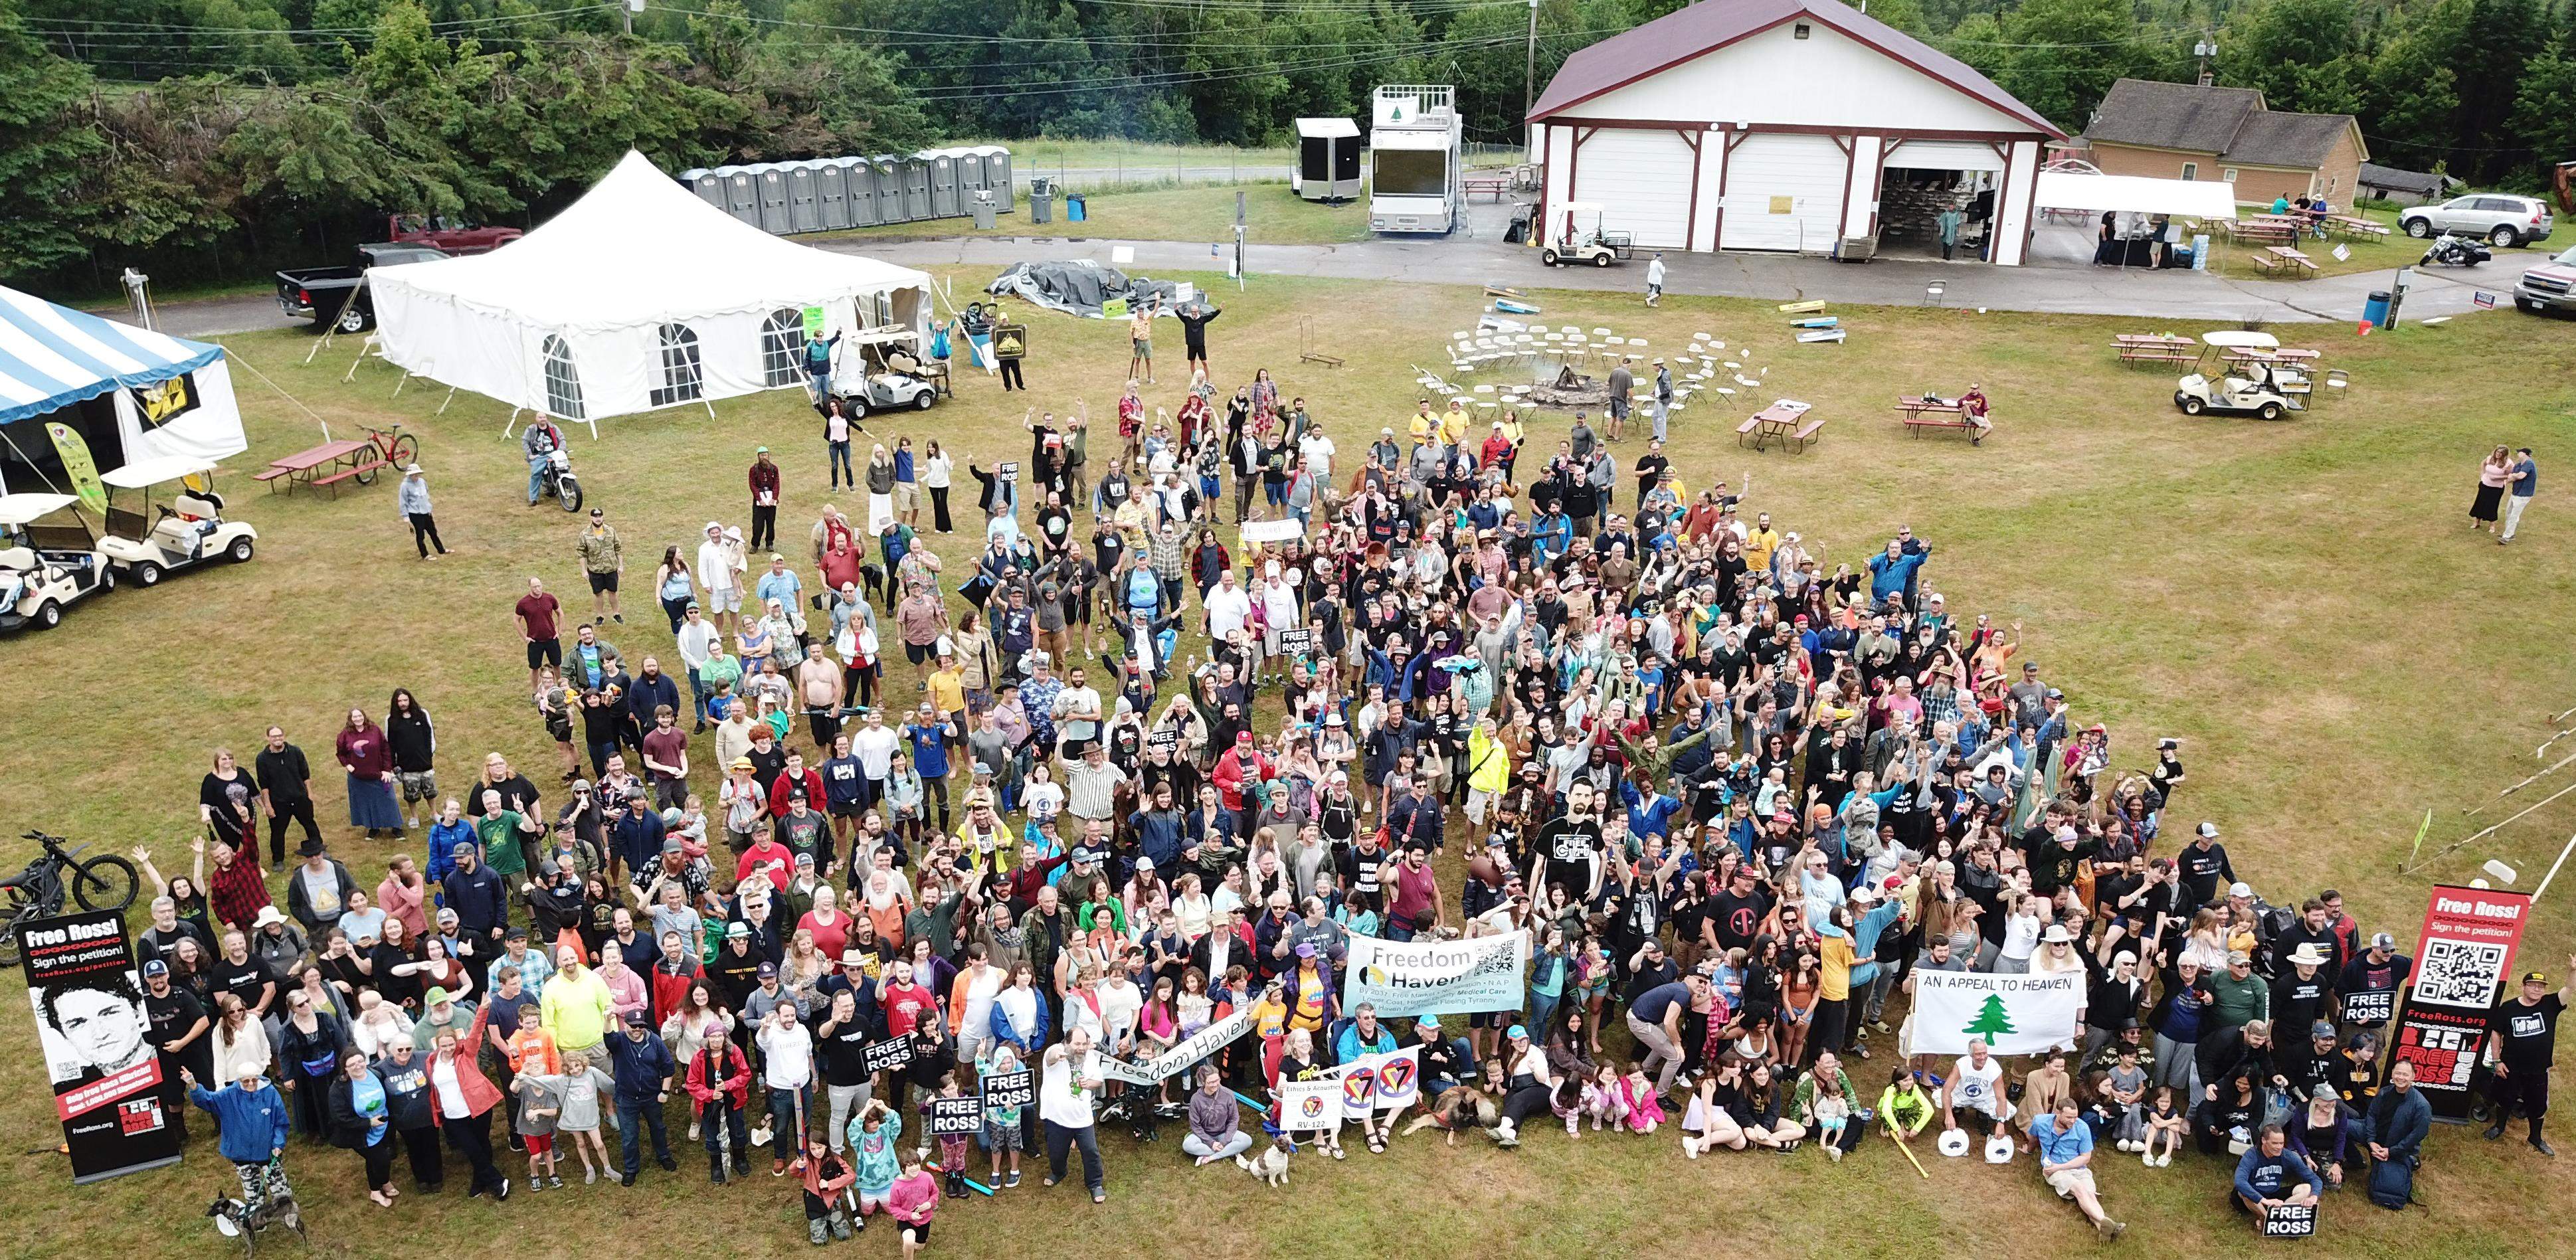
1538,202,1635,268
2173,330,2306,420
0,492,114,632
98,456,258,586
829,329,941,419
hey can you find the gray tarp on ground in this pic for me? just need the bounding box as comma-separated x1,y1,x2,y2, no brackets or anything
986,260,1182,318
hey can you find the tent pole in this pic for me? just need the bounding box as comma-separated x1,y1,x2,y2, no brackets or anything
502,408,520,438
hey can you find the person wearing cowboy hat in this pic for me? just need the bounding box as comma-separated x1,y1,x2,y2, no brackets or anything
395,462,445,558
2271,942,2336,1037
283,836,359,936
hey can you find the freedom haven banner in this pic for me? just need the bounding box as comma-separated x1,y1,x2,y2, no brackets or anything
1905,970,2083,1058
2391,884,2531,1121
23,909,181,1182
1096,1008,1253,1086
1343,932,1528,1019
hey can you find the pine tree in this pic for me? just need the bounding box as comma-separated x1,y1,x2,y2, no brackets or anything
1961,993,2017,1040
0,0,106,280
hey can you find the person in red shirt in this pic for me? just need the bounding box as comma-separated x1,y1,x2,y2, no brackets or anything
737,824,794,895
1210,731,1273,814
877,959,936,1038
1387,844,1443,939
515,576,564,691
769,753,826,820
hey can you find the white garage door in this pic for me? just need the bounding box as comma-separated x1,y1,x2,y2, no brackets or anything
1885,139,2005,172
1574,128,1696,250
1721,134,1847,253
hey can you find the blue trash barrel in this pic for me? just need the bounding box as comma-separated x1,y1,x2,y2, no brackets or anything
1066,194,1087,223
2363,290,2391,327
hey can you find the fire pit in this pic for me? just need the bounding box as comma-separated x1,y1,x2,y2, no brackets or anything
1519,364,1612,410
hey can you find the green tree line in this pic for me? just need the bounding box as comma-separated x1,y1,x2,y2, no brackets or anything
5,0,2573,290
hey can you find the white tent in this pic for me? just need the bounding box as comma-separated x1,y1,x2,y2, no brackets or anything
2033,171,2239,221
372,150,934,432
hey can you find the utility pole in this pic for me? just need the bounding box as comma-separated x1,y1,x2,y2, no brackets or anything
1524,0,1539,119
2193,35,2217,86
622,0,642,37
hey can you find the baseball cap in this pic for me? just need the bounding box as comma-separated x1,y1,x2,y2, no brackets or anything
1070,846,1103,865
757,961,779,979
2196,822,2220,838
2371,932,2397,950
1506,1024,1529,1040
452,840,476,857
624,1009,650,1027
425,986,452,1006
2226,950,2251,966
505,925,528,941
2525,970,2549,984
1293,942,1317,958
142,958,169,978
2229,881,2253,899
2310,1021,2338,1040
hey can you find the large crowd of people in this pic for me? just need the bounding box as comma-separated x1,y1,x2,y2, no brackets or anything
128,324,2566,1251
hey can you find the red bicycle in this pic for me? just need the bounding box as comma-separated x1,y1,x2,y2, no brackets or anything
348,423,421,486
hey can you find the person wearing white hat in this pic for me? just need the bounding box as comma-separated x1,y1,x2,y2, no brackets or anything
396,463,444,559
695,521,746,636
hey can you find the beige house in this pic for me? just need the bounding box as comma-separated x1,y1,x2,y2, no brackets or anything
2076,79,2366,207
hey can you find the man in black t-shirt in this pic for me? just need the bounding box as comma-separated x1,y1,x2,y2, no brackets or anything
209,930,278,1018
141,958,210,1142
1708,866,1773,954
2484,961,2573,1154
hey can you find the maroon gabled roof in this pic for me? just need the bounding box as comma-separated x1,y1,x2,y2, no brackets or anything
1525,0,2065,140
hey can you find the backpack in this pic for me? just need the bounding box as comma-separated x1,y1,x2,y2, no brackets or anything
2367,1152,2413,1209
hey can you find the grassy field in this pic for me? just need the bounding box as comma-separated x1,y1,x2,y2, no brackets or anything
812,182,1374,247
2197,206,2423,281
2,271,2574,1255
961,138,1296,176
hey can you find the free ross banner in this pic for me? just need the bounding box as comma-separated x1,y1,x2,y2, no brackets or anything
1904,970,2084,1058
22,909,181,1182
2389,884,2531,1120
929,1096,984,1136
1342,932,1528,1019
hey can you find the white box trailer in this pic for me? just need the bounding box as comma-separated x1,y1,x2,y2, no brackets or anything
1368,85,1460,234
1294,118,1363,202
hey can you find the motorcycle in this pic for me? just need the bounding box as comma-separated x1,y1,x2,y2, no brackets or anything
0,830,141,966
539,445,584,513
2420,234,2492,268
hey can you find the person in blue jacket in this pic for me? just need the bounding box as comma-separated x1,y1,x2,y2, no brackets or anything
2233,1123,2324,1225
188,1061,294,1223
1865,537,1930,605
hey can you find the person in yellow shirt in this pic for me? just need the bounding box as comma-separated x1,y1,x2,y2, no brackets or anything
1408,401,1437,446
541,945,614,1065
1465,717,1513,827
1742,513,1782,574
1437,400,1469,450
1286,945,1332,1034
927,656,967,722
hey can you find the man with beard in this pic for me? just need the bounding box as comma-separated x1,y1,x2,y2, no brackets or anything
1532,781,1606,907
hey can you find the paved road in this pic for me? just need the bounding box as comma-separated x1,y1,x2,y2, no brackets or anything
118,219,2547,337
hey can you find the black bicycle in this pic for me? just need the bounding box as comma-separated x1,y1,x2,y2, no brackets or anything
0,831,140,966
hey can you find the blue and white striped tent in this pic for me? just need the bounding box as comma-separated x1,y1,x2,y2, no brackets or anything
0,284,247,490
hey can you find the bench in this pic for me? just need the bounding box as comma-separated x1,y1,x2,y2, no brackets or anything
1734,415,1764,445
2247,254,2283,276
252,466,294,483
1894,397,1964,420
308,459,389,495
2118,347,2196,365
1788,416,1829,452
1901,413,1983,443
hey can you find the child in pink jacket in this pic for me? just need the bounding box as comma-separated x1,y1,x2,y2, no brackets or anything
887,1152,941,1260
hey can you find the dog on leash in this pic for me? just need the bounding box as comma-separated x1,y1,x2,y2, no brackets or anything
1235,1136,1293,1186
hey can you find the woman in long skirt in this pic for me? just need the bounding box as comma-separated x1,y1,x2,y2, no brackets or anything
2472,445,2514,533
335,707,407,838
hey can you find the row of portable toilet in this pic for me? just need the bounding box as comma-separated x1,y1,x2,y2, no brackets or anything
678,146,1013,235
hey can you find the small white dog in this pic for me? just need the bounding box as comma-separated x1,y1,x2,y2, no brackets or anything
1236,1136,1293,1186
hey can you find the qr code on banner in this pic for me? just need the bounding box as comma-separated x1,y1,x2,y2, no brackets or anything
2416,939,2508,1008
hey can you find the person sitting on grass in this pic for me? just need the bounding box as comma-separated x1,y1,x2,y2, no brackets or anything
2233,1123,2324,1228
2031,1098,2126,1240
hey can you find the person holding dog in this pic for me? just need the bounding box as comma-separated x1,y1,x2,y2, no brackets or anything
187,1060,294,1230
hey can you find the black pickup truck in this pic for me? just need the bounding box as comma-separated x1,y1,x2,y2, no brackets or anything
276,242,450,332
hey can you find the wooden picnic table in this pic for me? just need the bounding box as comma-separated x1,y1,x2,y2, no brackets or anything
2254,245,2320,277
252,438,385,497
1736,400,1822,452
1893,396,1986,444
2114,333,2198,365
2326,214,2391,237
1461,174,1512,203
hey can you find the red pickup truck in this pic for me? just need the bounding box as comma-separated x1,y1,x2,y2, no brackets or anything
386,214,521,255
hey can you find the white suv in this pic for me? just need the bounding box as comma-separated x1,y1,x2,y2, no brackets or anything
2399,193,2555,248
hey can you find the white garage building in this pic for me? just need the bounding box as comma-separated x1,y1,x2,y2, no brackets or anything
1526,0,2067,264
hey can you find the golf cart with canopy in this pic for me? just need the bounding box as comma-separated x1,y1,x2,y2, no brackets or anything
1538,202,1635,268
828,327,942,419
2173,331,2305,420
0,492,114,632
98,456,258,586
